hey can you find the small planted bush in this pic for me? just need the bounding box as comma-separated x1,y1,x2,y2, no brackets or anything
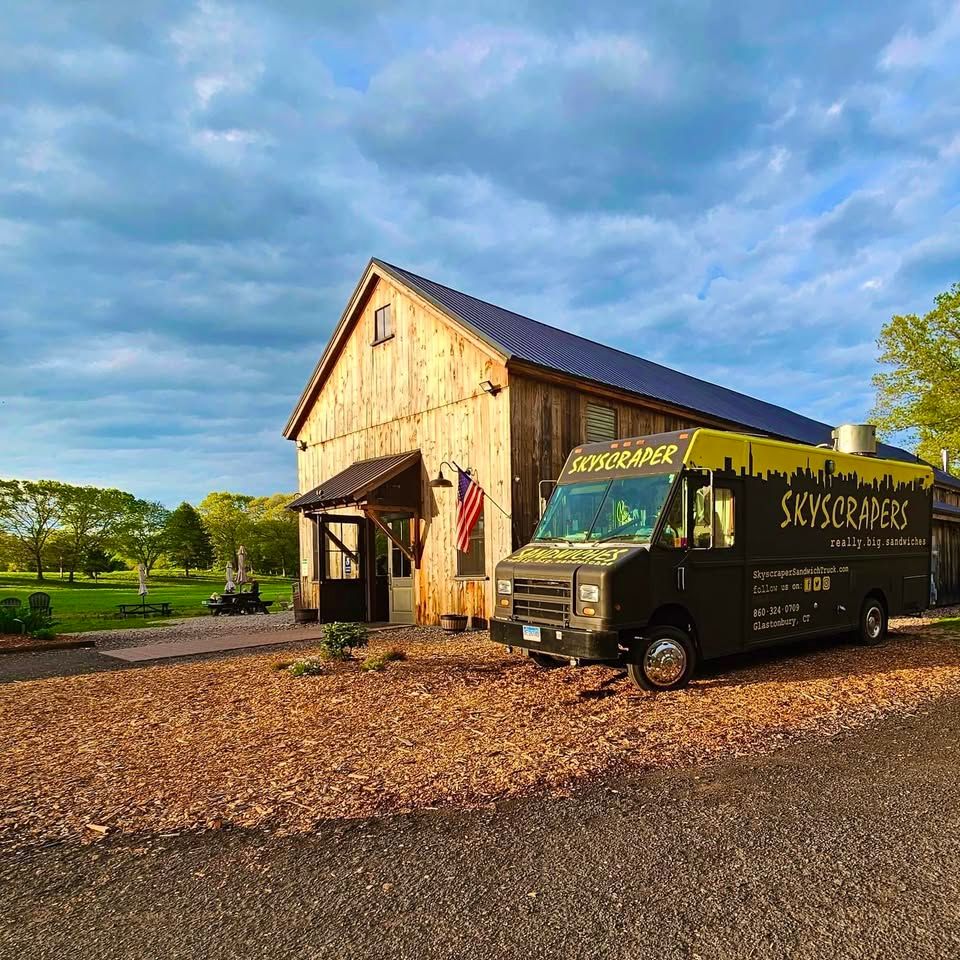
320,622,368,661
0,607,54,636
31,627,58,642
287,658,325,677
360,647,406,672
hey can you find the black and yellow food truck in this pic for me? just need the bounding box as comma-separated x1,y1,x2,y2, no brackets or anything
491,427,933,691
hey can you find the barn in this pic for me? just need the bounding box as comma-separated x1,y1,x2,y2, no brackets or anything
284,258,960,624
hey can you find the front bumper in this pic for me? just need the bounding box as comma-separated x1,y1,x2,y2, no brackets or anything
490,618,621,662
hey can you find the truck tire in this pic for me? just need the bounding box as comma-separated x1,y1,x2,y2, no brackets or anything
528,651,565,669
627,626,697,692
858,596,887,646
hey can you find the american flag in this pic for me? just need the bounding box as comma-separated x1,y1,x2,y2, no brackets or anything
456,469,484,553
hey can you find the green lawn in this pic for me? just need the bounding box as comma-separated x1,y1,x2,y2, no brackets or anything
0,569,294,634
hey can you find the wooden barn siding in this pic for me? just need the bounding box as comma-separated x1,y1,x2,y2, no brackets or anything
507,372,701,544
933,520,960,606
295,273,512,624
934,484,960,605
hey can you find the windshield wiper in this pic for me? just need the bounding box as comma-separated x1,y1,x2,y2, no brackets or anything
594,530,648,544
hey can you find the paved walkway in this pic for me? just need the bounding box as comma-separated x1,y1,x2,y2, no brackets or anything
100,628,326,662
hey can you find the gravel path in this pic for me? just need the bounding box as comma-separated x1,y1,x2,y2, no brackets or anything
4,692,960,960
86,610,306,650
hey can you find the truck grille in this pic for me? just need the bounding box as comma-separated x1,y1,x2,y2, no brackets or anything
512,578,572,625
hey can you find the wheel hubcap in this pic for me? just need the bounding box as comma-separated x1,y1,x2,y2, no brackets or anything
866,606,882,639
644,639,687,687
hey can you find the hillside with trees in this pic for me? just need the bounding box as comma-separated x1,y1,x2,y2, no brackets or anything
0,480,298,580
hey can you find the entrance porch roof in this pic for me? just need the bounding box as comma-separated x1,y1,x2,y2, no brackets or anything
287,451,421,513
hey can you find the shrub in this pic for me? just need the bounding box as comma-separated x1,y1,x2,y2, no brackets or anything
320,622,368,661
0,607,53,636
287,658,325,677
31,627,57,641
360,647,406,672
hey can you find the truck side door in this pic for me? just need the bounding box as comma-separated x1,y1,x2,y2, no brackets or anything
683,475,745,658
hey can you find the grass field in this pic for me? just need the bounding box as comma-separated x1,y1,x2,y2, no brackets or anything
0,569,293,634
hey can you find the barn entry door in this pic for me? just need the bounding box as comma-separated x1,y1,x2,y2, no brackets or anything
386,515,415,624
318,517,366,623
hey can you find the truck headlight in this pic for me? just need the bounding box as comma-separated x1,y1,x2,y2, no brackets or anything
497,579,513,595
578,583,600,603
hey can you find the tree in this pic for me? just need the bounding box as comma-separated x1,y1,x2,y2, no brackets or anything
58,485,132,581
873,282,960,471
197,492,253,567
0,530,26,571
116,499,171,575
165,502,213,576
247,494,299,576
82,547,125,580
0,479,64,580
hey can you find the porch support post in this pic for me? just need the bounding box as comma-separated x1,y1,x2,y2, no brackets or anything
364,508,416,565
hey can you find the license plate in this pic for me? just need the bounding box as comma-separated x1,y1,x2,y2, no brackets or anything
522,625,542,643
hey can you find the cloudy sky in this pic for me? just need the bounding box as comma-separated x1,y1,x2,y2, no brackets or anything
2,1,958,505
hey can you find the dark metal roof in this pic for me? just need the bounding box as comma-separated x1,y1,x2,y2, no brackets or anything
287,451,420,512
374,259,960,491
935,500,960,519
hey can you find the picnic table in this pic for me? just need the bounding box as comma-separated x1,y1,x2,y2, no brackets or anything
118,601,173,619
202,592,273,616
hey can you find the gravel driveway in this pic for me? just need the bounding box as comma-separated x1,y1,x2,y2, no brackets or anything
4,692,960,960
0,612,322,683
87,610,306,649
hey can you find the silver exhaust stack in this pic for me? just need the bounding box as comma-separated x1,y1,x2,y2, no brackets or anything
831,423,877,457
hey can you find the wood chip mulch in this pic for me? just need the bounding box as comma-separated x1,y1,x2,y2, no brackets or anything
2,616,959,848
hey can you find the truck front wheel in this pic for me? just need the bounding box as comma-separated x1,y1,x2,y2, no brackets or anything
857,597,887,646
627,627,697,692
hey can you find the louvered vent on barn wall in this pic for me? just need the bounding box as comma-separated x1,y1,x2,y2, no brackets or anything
585,403,617,443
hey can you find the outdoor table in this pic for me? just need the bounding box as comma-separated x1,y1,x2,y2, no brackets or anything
117,602,173,619
202,593,273,616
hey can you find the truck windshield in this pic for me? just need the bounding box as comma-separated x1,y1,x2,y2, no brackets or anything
533,473,677,544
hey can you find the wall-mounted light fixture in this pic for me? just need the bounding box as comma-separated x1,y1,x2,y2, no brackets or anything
430,460,467,489
298,440,308,451
479,380,502,396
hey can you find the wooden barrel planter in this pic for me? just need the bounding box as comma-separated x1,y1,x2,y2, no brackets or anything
440,613,468,633
295,607,318,624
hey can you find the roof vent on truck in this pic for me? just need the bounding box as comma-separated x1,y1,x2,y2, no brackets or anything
831,423,877,457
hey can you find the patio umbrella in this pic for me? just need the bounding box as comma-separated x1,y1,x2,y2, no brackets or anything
224,562,236,593
137,563,148,606
236,545,247,587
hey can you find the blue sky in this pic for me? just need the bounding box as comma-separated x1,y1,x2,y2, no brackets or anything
2,1,959,505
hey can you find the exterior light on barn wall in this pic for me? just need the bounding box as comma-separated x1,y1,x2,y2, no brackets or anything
298,440,308,451
479,380,502,396
429,460,461,489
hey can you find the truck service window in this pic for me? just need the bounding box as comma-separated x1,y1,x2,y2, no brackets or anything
534,474,676,544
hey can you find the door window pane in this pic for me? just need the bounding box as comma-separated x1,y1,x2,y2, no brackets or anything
389,518,412,578
323,522,360,580
658,483,688,549
713,488,736,548
692,486,735,549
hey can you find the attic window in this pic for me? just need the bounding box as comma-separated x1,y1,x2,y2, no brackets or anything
373,304,393,344
585,402,617,442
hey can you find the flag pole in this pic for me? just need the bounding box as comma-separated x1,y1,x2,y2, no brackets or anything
450,461,511,519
